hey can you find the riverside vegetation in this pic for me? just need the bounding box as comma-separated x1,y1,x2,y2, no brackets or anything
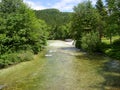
0,0,48,68
0,0,120,89
0,40,120,90
35,0,120,60
0,0,120,68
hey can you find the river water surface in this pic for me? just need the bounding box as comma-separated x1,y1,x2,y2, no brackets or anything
0,40,120,90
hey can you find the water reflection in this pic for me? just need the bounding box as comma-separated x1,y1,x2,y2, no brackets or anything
102,60,120,90
103,60,120,73
74,51,120,90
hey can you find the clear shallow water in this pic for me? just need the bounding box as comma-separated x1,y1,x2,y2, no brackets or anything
0,40,120,90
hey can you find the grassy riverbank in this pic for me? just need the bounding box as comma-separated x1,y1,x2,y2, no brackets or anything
0,52,46,90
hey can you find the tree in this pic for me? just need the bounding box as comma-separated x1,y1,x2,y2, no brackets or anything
96,0,107,41
81,31,100,53
0,0,48,54
115,0,120,37
71,1,100,48
34,9,72,40
34,9,71,26
0,0,48,67
96,0,106,16
0,0,24,13
105,0,119,44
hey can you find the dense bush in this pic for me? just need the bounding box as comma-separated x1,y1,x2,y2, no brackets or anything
75,40,81,49
105,39,120,60
0,51,34,68
0,0,48,68
34,9,71,26
105,49,120,60
111,39,120,49
81,32,100,53
98,42,110,53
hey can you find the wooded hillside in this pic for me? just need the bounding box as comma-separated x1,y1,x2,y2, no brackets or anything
34,9,72,39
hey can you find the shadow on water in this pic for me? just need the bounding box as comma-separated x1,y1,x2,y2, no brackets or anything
75,52,106,61
75,51,120,90
102,60,120,89
103,60,120,73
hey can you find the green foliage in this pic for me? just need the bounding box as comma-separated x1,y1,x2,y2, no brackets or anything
0,51,34,68
71,1,102,53
96,0,107,42
81,32,100,53
75,40,81,49
105,23,118,44
96,0,107,17
71,0,120,60
105,0,120,44
49,24,71,40
0,0,48,53
17,51,34,61
112,39,120,48
105,49,120,60
104,39,120,60
34,9,71,26
71,1,100,41
34,9,72,39
98,42,110,53
0,0,48,68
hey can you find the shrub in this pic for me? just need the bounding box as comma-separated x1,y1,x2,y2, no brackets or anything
18,51,34,61
99,42,110,53
105,39,120,60
81,31,100,53
75,40,81,49
0,59,4,68
105,49,120,60
112,39,120,49
0,51,34,68
0,53,19,68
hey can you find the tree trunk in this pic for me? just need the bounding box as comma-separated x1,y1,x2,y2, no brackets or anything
110,33,112,45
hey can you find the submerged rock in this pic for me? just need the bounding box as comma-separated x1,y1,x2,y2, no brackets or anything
0,85,6,90
105,60,120,72
45,54,52,57
110,60,120,69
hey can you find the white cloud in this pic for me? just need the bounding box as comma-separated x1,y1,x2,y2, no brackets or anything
91,0,97,5
52,0,83,11
23,0,46,10
52,0,97,11
23,0,97,12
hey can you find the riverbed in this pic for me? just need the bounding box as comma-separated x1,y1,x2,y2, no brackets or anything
0,40,120,90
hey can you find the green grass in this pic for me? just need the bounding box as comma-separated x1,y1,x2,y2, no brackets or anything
102,36,120,60
102,36,120,44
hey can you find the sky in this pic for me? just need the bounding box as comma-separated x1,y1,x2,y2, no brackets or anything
23,0,98,12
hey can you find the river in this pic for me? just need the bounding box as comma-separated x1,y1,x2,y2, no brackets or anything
0,40,120,90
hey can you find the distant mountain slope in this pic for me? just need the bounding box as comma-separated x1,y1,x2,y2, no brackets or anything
34,9,72,26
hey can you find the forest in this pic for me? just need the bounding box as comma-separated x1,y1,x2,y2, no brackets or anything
34,9,72,39
0,0,120,68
